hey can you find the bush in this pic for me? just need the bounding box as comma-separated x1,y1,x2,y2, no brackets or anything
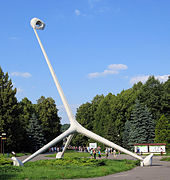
161,157,170,161
28,157,106,167
0,154,12,166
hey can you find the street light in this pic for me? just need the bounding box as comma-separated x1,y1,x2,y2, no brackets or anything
0,135,2,153
1,133,6,155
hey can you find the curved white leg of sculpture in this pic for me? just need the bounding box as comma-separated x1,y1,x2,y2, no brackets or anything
56,134,74,158
22,127,75,164
78,124,153,165
76,125,143,161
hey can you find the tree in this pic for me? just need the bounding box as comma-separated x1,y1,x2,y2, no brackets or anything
18,97,35,151
128,100,155,148
138,76,164,122
27,113,45,152
93,93,113,138
109,87,141,145
61,124,70,133
36,96,61,143
0,67,23,151
155,115,170,144
122,120,131,149
161,77,170,122
72,95,104,146
19,97,35,128
72,102,93,146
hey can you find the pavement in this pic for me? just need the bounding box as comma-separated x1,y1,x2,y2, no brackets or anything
18,153,170,180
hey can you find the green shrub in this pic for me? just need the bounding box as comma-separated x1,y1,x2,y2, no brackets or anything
0,154,12,165
161,157,170,161
27,157,106,167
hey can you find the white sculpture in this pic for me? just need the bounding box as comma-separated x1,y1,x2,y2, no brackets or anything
12,18,153,166
11,157,23,166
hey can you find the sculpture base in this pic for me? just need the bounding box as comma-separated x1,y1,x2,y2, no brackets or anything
11,157,23,166
141,153,153,166
56,152,63,159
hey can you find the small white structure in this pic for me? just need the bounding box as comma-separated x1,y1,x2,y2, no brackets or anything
89,143,97,149
134,143,166,154
12,17,153,166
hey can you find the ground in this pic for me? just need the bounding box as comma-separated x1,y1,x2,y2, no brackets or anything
18,152,170,180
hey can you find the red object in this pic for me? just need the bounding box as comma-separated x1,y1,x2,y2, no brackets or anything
134,143,166,146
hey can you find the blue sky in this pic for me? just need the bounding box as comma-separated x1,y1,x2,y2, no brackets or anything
0,0,170,124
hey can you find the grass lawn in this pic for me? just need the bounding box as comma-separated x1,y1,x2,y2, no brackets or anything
160,157,170,161
46,151,91,158
0,152,139,179
46,150,106,158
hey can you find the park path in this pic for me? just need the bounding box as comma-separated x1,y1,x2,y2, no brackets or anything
74,155,170,180
18,153,170,180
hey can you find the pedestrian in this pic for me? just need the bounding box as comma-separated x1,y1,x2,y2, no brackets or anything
136,147,140,155
113,149,117,157
110,148,113,155
93,149,96,159
98,149,101,159
90,148,93,159
105,148,108,158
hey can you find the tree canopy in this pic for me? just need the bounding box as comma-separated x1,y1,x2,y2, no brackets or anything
0,66,169,152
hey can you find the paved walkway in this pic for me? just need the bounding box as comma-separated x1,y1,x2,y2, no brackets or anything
74,156,170,180
18,153,170,180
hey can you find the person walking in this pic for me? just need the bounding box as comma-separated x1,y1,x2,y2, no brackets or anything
113,149,117,157
93,149,96,159
105,148,109,159
90,148,93,159
98,149,101,159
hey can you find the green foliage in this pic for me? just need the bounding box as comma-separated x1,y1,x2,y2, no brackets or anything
61,123,70,132
0,157,138,179
0,67,63,152
128,100,155,148
138,76,164,122
161,77,170,121
27,113,45,152
0,154,12,165
1,65,169,154
122,120,131,149
18,98,36,151
0,67,23,152
73,102,93,146
160,157,170,161
155,115,170,143
47,151,91,158
73,95,104,146
36,96,62,143
30,157,106,167
73,76,169,148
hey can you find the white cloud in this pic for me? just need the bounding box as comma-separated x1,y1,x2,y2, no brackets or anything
11,72,32,78
16,88,23,93
75,9,81,16
130,74,170,84
88,64,128,78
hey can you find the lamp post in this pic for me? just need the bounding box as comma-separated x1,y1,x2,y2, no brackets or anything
0,135,2,154
1,133,6,155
